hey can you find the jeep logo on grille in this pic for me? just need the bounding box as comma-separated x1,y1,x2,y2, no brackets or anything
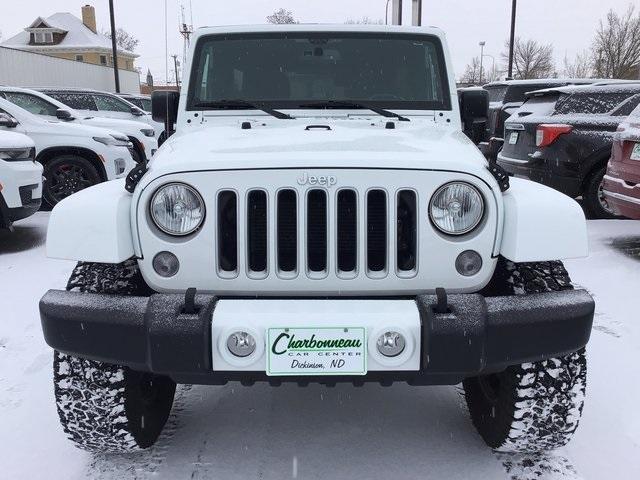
297,173,337,187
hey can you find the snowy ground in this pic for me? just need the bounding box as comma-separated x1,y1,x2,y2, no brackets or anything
1,212,639,480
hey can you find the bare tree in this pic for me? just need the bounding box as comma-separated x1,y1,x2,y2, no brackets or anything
501,37,555,79
266,8,298,24
562,51,592,78
460,57,481,84
103,28,139,52
345,16,384,25
592,5,640,79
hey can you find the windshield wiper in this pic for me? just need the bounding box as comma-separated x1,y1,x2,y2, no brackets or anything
193,99,295,120
299,100,410,122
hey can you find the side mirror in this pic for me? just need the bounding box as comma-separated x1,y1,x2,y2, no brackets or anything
0,113,18,128
56,109,74,121
459,88,489,145
152,91,180,132
130,106,145,116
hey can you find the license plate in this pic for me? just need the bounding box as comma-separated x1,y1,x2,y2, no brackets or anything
267,327,367,376
508,132,519,145
631,143,640,161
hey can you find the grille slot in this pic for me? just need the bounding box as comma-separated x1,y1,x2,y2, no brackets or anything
307,189,327,273
337,189,357,273
367,190,387,272
397,190,417,272
217,191,238,273
247,190,267,273
277,189,297,272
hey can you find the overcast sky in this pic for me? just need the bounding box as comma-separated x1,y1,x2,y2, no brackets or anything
0,0,634,83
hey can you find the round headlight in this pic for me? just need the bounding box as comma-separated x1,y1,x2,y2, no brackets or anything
150,183,205,236
429,182,484,235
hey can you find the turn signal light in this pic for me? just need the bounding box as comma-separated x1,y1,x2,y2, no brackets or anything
535,124,573,147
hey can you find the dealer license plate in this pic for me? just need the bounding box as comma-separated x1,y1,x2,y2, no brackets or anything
267,327,367,376
631,143,640,161
508,132,519,145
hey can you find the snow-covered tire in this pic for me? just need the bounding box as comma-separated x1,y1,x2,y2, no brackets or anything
53,260,175,453
464,257,587,452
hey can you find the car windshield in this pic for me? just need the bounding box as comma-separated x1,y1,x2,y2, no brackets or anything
187,33,450,111
0,92,59,117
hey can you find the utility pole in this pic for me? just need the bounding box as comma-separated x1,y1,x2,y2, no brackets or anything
392,0,403,25
479,41,486,85
508,0,517,79
412,0,422,26
108,0,120,93
172,54,180,88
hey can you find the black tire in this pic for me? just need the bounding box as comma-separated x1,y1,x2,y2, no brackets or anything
583,166,618,219
54,260,175,453
465,257,587,452
43,155,101,207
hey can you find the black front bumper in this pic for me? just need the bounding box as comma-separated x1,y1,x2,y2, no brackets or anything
40,290,594,386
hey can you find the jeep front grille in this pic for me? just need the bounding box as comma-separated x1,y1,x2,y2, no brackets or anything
137,169,499,295
214,187,418,279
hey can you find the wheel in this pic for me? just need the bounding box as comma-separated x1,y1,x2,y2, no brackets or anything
465,257,587,452
54,260,175,453
583,165,618,219
43,155,101,207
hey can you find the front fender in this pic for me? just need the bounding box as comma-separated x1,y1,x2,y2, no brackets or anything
500,178,588,262
46,180,135,263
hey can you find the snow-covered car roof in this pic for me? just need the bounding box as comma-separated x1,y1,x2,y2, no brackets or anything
483,78,599,88
527,82,640,98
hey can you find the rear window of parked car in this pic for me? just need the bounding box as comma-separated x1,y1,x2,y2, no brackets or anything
517,95,559,117
554,92,634,115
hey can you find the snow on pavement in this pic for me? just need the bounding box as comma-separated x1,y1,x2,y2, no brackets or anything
1,212,639,480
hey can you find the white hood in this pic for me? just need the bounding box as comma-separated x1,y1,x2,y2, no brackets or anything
147,118,495,185
0,131,34,149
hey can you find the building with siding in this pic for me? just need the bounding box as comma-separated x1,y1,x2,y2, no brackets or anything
0,5,138,72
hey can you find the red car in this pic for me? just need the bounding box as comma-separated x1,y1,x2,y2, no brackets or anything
603,102,640,218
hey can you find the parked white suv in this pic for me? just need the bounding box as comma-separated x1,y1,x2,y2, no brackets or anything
0,87,158,162
41,25,594,455
0,130,42,228
39,88,164,137
0,97,135,206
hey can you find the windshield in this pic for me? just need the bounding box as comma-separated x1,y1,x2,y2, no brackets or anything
187,33,451,111
0,92,59,117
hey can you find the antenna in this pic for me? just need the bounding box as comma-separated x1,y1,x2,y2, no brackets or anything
179,2,194,67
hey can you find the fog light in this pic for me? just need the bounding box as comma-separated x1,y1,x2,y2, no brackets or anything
227,332,256,358
376,331,406,357
455,250,483,277
153,251,180,277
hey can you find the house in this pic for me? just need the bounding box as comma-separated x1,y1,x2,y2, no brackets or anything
0,5,138,71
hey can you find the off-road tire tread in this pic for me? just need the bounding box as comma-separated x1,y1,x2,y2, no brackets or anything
465,257,587,453
54,260,171,453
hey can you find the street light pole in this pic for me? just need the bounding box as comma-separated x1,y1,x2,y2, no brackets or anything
108,0,120,93
508,0,517,79
479,41,486,85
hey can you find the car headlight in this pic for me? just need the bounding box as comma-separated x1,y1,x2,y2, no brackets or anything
429,182,484,235
93,135,131,147
150,183,205,236
140,128,156,138
0,147,34,161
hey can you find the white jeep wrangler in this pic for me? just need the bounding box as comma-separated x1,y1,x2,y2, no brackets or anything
40,25,594,454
